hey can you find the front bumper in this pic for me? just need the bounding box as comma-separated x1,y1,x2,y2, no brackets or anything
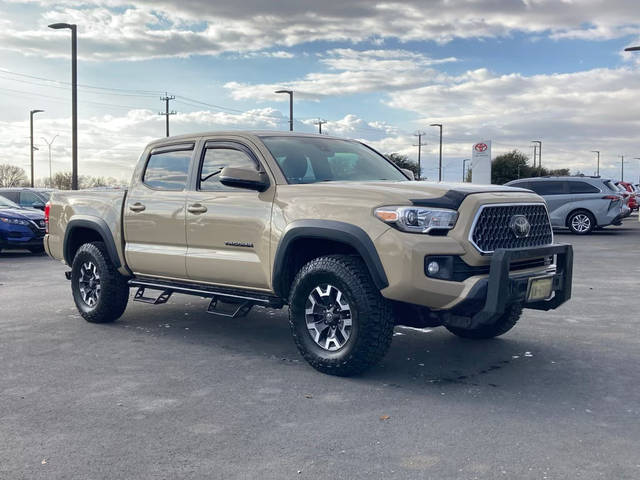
448,244,573,328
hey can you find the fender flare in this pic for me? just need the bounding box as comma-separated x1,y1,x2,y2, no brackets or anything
63,216,121,268
272,220,389,298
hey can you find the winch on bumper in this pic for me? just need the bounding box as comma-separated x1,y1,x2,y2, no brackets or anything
444,243,573,330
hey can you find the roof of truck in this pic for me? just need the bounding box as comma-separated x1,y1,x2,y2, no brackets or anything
145,130,351,147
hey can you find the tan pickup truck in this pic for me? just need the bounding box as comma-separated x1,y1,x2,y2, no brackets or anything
44,131,572,376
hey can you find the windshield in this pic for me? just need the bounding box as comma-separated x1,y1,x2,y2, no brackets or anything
0,195,20,209
261,136,408,184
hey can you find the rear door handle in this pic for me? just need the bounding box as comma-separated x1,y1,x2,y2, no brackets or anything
187,203,208,214
129,202,146,212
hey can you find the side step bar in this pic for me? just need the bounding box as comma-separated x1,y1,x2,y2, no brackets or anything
128,278,284,318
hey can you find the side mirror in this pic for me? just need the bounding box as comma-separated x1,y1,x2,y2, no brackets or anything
219,167,270,192
400,168,415,181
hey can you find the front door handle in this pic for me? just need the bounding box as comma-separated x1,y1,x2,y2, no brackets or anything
187,203,208,214
129,202,146,212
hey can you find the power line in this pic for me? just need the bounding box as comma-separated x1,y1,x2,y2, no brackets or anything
314,118,327,134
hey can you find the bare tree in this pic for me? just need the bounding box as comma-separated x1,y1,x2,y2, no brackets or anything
0,164,29,187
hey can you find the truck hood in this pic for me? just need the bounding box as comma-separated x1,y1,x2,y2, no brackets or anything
280,180,533,209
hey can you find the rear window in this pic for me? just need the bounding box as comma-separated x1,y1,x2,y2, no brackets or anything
603,180,619,192
528,181,566,195
568,181,600,194
143,149,192,190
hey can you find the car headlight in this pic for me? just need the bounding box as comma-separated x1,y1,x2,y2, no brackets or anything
374,206,458,233
0,217,30,226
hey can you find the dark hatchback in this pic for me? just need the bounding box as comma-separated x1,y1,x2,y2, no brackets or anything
0,195,46,253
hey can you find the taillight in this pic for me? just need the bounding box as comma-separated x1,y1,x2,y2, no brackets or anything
44,202,50,233
602,195,620,200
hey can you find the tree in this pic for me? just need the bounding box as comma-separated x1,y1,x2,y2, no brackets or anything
386,153,420,178
491,150,570,184
45,172,126,190
0,164,28,187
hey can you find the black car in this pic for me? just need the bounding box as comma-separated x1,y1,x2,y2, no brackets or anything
0,188,53,210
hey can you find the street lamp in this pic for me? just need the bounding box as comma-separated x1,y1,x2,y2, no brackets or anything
41,135,59,187
29,109,44,187
634,158,640,185
462,159,470,182
430,123,443,181
48,22,78,190
591,150,600,176
275,89,293,131
531,140,542,175
624,46,640,51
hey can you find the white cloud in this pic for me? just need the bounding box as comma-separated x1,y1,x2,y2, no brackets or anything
224,49,453,101
1,0,639,60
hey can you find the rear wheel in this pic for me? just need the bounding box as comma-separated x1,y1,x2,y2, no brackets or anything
71,242,129,323
567,210,595,235
289,255,394,376
445,304,523,339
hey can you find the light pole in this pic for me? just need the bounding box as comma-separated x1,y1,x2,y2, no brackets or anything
275,89,293,131
41,135,59,187
591,150,600,176
531,140,542,175
634,158,640,185
620,154,624,181
29,109,44,187
430,123,443,181
48,22,78,190
462,159,469,182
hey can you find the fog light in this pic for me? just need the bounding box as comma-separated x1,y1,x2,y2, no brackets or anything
427,261,440,276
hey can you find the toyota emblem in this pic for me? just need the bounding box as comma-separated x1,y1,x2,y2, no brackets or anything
509,215,531,238
474,143,488,152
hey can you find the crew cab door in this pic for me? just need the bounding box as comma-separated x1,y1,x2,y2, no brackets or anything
185,140,274,290
123,143,195,278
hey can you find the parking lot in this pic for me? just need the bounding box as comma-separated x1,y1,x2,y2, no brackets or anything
1,218,639,479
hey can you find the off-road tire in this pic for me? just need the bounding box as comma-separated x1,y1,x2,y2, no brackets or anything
567,210,595,235
71,242,129,323
445,303,523,339
289,255,394,376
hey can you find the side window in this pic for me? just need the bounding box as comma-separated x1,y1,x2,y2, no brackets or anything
20,191,43,206
529,181,566,195
2,191,20,202
199,147,257,192
143,150,192,190
568,181,600,194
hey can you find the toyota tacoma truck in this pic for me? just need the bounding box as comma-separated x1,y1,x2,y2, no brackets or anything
44,131,573,376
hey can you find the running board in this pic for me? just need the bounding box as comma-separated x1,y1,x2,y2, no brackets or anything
207,298,253,318
128,278,283,311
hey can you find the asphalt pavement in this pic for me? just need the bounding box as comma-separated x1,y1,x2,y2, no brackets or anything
1,217,639,479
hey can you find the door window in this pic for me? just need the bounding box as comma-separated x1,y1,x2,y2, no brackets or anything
20,191,44,206
528,181,566,195
198,147,257,191
143,149,192,190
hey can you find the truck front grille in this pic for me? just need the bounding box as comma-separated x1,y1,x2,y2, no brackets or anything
470,203,553,253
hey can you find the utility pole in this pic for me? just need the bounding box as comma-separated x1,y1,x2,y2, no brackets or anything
413,131,426,180
314,118,327,134
159,93,176,137
532,144,538,169
620,154,624,181
430,124,443,181
462,159,470,182
29,109,44,188
41,135,59,187
591,150,600,176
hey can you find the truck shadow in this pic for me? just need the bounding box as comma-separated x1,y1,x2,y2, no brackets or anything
114,298,579,396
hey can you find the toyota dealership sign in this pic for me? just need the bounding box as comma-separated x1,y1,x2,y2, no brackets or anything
471,140,492,184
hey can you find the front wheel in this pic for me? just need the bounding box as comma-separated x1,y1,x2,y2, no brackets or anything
288,255,395,376
445,304,523,339
568,211,595,235
71,242,129,323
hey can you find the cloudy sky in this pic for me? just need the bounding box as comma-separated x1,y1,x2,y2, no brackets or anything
2,0,640,183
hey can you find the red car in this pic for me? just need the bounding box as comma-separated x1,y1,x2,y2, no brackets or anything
617,181,638,211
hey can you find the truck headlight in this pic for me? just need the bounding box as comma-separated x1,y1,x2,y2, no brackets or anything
374,206,458,234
